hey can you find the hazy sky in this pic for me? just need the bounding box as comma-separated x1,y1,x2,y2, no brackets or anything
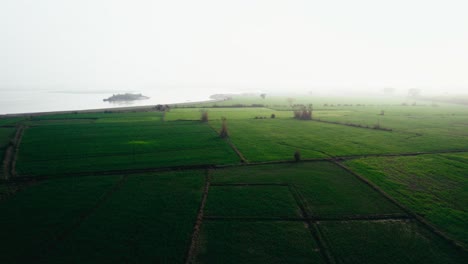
1,0,467,94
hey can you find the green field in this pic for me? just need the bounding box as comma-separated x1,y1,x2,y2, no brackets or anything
0,175,122,263
195,221,325,264
212,162,403,218
320,220,466,264
17,120,238,176
1,95,467,263
45,170,204,263
345,154,468,246
205,185,300,217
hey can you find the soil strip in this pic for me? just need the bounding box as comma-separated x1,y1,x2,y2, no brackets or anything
185,169,211,264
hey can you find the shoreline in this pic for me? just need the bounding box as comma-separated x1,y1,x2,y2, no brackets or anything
0,98,222,117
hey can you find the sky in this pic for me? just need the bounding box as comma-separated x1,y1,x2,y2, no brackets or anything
1,0,467,95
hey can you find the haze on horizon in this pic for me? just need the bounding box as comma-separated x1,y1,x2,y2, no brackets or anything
1,0,467,96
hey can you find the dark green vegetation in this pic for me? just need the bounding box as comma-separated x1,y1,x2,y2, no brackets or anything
346,154,468,246
320,220,466,264
0,175,122,263
205,185,300,217
195,221,325,264
211,163,403,218
45,170,204,263
1,94,467,263
16,113,238,176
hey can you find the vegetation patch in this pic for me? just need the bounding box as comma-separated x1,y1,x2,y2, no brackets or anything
212,162,404,218
44,170,204,263
194,221,325,264
0,175,121,263
319,220,467,264
205,185,300,218
345,154,468,246
16,121,238,176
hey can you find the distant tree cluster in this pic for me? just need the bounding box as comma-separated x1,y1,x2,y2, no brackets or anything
293,105,313,120
154,104,170,111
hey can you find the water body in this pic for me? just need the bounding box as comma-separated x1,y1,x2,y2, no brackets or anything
0,87,228,115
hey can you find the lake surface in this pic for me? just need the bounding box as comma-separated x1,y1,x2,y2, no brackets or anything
0,87,223,115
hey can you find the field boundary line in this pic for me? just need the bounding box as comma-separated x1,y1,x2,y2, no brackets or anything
333,160,468,252
207,123,248,164
185,169,211,264
39,174,130,260
2,125,25,180
203,215,411,222
288,184,336,264
210,183,288,186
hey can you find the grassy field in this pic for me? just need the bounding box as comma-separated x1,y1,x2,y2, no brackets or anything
211,162,403,218
45,170,204,263
320,220,467,264
209,117,468,162
1,95,467,263
194,221,325,264
205,185,300,217
16,120,238,176
0,175,122,263
345,154,468,246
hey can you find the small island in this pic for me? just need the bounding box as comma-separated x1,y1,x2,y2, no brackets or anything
103,93,149,102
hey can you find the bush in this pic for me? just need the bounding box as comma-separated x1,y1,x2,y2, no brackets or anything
271,113,276,119
220,118,229,138
294,150,301,162
201,110,209,122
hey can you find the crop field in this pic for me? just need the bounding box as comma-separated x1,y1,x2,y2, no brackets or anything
319,220,466,264
165,107,291,121
44,170,204,263
195,221,325,264
0,175,122,263
16,119,238,176
0,95,467,263
345,154,468,246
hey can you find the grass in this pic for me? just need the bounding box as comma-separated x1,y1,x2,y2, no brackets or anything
45,170,204,264
0,175,121,263
16,121,238,176
205,185,301,217
320,220,467,264
165,107,291,121
209,118,468,162
212,162,403,218
195,221,325,264
345,154,468,246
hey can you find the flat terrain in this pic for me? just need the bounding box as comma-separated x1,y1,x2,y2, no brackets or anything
0,95,467,263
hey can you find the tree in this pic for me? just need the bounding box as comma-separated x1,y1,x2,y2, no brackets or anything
220,117,229,138
260,93,266,99
200,110,209,122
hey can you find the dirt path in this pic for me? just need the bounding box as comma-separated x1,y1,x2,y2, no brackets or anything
2,125,25,179
185,169,211,264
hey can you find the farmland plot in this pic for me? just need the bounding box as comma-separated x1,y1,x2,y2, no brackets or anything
16,120,238,176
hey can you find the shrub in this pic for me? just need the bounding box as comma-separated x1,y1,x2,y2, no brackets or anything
271,113,276,119
201,110,209,122
220,118,229,138
294,150,301,162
